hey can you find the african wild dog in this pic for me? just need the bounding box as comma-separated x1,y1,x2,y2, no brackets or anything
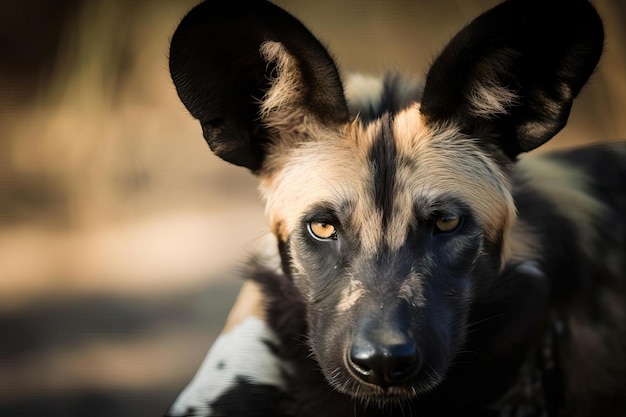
165,0,625,416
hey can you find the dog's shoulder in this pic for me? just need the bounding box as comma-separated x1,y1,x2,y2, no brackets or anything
509,141,626,416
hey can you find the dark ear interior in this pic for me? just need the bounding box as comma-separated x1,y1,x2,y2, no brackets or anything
169,0,349,172
420,0,604,158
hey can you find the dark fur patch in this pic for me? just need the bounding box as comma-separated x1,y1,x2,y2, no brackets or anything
210,377,292,417
368,114,397,228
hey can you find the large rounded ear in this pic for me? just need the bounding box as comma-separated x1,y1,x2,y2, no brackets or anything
420,0,604,159
169,0,349,172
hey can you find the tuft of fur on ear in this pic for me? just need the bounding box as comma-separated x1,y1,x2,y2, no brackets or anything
420,0,604,158
258,41,307,122
169,0,349,173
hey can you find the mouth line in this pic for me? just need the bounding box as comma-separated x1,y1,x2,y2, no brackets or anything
331,366,418,401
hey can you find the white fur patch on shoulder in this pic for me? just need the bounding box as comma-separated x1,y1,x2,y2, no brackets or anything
167,317,285,416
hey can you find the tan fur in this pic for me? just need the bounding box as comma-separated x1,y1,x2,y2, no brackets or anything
467,48,521,118
258,41,336,179
469,82,519,118
508,219,543,263
393,107,515,260
259,105,516,266
256,48,516,266
398,271,426,307
222,280,266,334
259,41,305,120
259,119,381,255
337,277,367,313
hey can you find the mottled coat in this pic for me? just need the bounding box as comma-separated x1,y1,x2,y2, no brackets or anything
165,0,625,416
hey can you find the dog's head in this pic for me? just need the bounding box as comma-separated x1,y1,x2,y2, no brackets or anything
169,0,603,401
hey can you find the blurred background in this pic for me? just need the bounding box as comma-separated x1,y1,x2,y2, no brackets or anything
0,1,624,416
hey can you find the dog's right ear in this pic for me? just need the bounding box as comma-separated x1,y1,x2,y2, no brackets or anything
169,0,349,173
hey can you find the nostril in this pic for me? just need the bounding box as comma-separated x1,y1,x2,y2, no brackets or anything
350,358,373,377
347,344,376,381
386,342,421,383
389,359,418,381
379,351,419,386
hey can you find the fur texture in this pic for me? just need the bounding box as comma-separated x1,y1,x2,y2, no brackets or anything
166,0,625,416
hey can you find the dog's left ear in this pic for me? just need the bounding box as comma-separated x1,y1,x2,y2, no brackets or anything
420,0,604,158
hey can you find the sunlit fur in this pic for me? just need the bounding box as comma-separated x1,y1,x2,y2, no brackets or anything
260,107,515,261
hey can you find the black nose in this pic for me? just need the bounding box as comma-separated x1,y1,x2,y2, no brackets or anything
347,336,421,387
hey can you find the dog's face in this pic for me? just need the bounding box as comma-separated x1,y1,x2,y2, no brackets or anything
169,0,603,402
259,108,514,397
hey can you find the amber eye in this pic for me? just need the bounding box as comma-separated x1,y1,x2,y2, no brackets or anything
308,221,337,240
434,215,462,233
